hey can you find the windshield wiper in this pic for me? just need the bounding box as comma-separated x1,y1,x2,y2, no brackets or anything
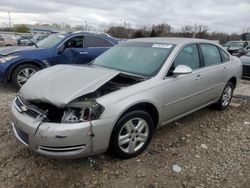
15,33,38,48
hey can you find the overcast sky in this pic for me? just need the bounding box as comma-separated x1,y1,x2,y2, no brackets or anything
0,0,249,33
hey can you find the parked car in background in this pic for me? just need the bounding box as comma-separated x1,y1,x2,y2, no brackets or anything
11,38,242,159
240,52,250,77
19,34,49,46
223,41,248,57
17,35,34,46
241,33,250,44
0,36,17,47
0,31,119,89
245,45,250,53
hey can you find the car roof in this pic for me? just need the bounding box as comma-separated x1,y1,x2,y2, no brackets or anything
67,31,111,38
128,37,217,45
64,31,119,44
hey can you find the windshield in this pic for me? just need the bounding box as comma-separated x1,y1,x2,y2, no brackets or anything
93,42,174,77
36,33,66,48
32,35,42,40
225,42,244,48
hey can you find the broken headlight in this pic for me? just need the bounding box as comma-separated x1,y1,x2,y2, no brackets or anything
61,102,105,123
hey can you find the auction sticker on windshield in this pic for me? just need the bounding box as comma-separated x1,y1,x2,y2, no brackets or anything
152,44,172,48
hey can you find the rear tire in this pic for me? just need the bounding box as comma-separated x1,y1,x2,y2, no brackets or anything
109,110,154,159
11,64,40,89
214,82,234,110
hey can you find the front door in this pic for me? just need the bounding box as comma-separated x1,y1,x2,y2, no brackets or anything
161,44,206,122
50,35,92,65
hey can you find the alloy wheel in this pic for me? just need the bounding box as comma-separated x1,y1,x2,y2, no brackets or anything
118,118,149,154
17,68,37,86
221,86,233,107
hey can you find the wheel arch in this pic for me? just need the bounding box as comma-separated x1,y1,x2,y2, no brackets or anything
6,60,44,81
228,77,237,89
5,44,13,46
114,102,160,129
108,101,159,158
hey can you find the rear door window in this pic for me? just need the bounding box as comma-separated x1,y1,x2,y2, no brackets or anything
200,44,221,66
85,36,113,48
219,48,230,62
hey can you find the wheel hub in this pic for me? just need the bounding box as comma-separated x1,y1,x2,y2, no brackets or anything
17,68,36,86
222,86,232,107
118,118,149,154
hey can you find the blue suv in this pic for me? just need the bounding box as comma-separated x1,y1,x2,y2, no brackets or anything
0,32,119,88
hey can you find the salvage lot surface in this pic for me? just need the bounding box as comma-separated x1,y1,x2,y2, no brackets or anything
0,81,250,188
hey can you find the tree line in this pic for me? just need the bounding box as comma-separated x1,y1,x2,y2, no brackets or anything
106,23,242,44
0,22,246,44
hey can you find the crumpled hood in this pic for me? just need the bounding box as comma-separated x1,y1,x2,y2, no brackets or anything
0,46,35,56
20,65,120,108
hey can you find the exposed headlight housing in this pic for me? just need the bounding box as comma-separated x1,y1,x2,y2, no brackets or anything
61,101,105,124
0,55,19,63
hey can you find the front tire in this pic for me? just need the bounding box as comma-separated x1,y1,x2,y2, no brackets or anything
214,82,234,110
11,64,40,89
109,110,154,159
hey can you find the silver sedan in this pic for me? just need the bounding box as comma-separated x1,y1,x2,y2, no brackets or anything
11,38,242,159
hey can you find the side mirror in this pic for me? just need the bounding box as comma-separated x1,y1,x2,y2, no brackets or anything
173,65,192,75
58,44,65,54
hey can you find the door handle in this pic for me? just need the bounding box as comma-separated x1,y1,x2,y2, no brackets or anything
79,51,88,55
222,67,228,72
195,74,203,80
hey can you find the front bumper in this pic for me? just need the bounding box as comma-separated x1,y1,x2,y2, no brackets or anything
11,101,115,159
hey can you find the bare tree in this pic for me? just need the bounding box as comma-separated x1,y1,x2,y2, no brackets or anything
152,23,172,37
241,27,250,34
181,25,193,37
193,24,209,38
105,22,241,43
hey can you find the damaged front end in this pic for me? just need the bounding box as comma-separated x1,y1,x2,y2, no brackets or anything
62,100,105,123
16,73,144,124
12,71,145,158
15,94,104,124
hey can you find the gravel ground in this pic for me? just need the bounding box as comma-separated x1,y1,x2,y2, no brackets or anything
0,80,249,188
234,79,250,100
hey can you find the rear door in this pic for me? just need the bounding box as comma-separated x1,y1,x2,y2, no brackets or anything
197,43,229,103
84,35,114,61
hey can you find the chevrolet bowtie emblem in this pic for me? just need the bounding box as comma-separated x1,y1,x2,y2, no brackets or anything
20,106,28,112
